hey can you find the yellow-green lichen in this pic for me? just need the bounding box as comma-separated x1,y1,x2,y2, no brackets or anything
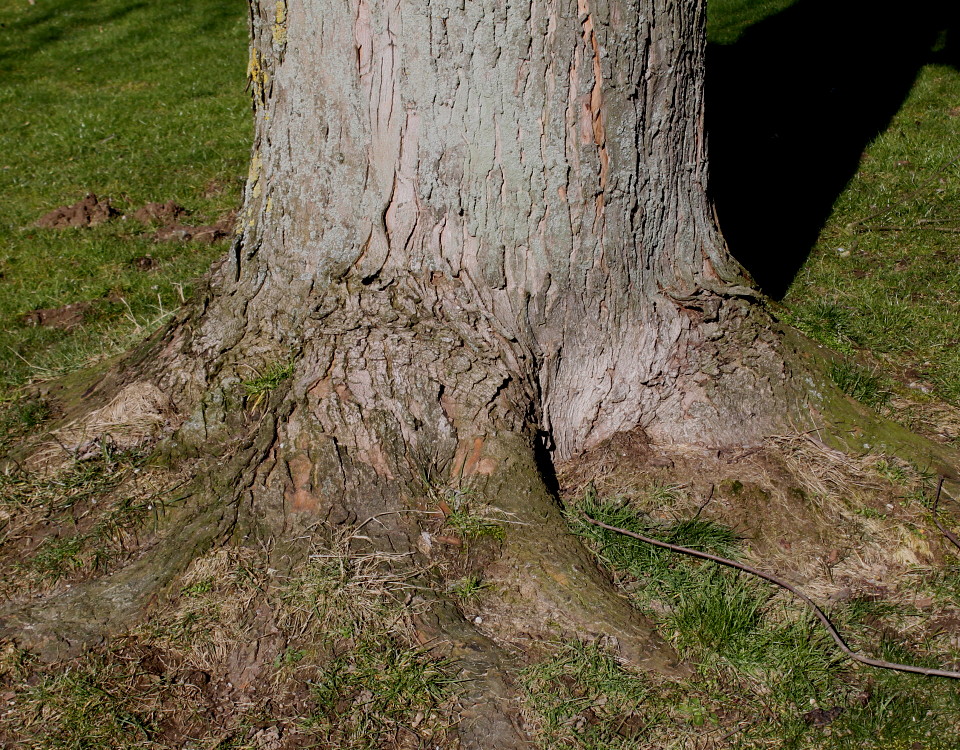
247,48,268,107
273,1,288,52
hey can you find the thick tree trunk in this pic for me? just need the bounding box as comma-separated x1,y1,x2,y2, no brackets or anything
161,0,799,457
3,1,807,747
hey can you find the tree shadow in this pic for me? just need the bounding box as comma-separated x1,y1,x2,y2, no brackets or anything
0,1,147,68
0,0,242,69
707,0,960,299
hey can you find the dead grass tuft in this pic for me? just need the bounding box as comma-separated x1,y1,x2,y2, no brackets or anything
891,395,960,446
144,546,268,675
31,381,175,471
772,434,934,578
275,524,428,647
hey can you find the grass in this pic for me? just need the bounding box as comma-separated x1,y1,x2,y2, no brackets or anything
781,59,960,410
274,529,458,747
557,490,960,750
570,488,741,606
306,641,455,748
1,0,960,747
0,446,177,597
445,501,507,543
521,642,655,750
2,532,457,748
0,395,51,453
830,361,893,412
448,572,488,601
241,358,294,408
7,654,161,748
707,0,799,44
0,0,250,388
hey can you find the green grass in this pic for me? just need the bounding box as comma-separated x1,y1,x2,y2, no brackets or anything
707,0,798,45
560,492,960,750
0,0,250,388
522,642,655,750
448,572,489,601
275,533,457,748
2,0,960,747
783,61,960,408
241,358,294,408
0,394,51,453
445,503,506,543
829,361,893,412
570,490,741,605
5,652,161,748
307,641,455,749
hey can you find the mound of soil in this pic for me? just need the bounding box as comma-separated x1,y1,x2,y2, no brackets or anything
131,255,158,271
154,210,235,245
36,194,118,229
130,201,186,225
20,301,91,330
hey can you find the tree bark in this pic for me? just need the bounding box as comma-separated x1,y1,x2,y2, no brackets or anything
3,1,808,746
159,0,799,457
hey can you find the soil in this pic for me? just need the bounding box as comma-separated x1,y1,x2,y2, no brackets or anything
36,194,118,229
153,210,235,245
19,301,92,330
132,255,158,271
32,194,235,247
130,201,186,225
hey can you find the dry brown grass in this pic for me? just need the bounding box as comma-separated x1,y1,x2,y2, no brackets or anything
28,382,176,472
559,431,955,606
142,545,268,675
275,526,426,646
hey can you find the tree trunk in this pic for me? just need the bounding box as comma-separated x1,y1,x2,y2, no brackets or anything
3,0,808,746
163,0,798,456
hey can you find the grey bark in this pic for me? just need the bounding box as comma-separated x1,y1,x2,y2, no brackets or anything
162,0,799,459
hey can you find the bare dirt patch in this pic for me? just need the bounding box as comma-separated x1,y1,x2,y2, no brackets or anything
131,255,158,271
130,200,186,225
20,301,92,330
154,210,235,245
36,194,118,228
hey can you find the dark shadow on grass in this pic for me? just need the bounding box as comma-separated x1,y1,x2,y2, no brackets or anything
0,0,242,69
708,0,960,299
0,0,148,67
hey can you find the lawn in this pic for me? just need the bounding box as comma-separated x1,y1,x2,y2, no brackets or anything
0,0,250,387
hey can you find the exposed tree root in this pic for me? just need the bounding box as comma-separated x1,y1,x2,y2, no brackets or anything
0,497,230,662
0,375,688,748
7,320,957,745
462,432,688,677
412,593,533,749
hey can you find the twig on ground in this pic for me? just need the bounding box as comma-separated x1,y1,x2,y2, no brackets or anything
582,514,960,679
932,476,960,553
715,718,758,744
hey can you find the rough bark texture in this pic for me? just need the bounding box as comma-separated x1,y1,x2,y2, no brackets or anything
155,0,800,457
3,1,809,747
